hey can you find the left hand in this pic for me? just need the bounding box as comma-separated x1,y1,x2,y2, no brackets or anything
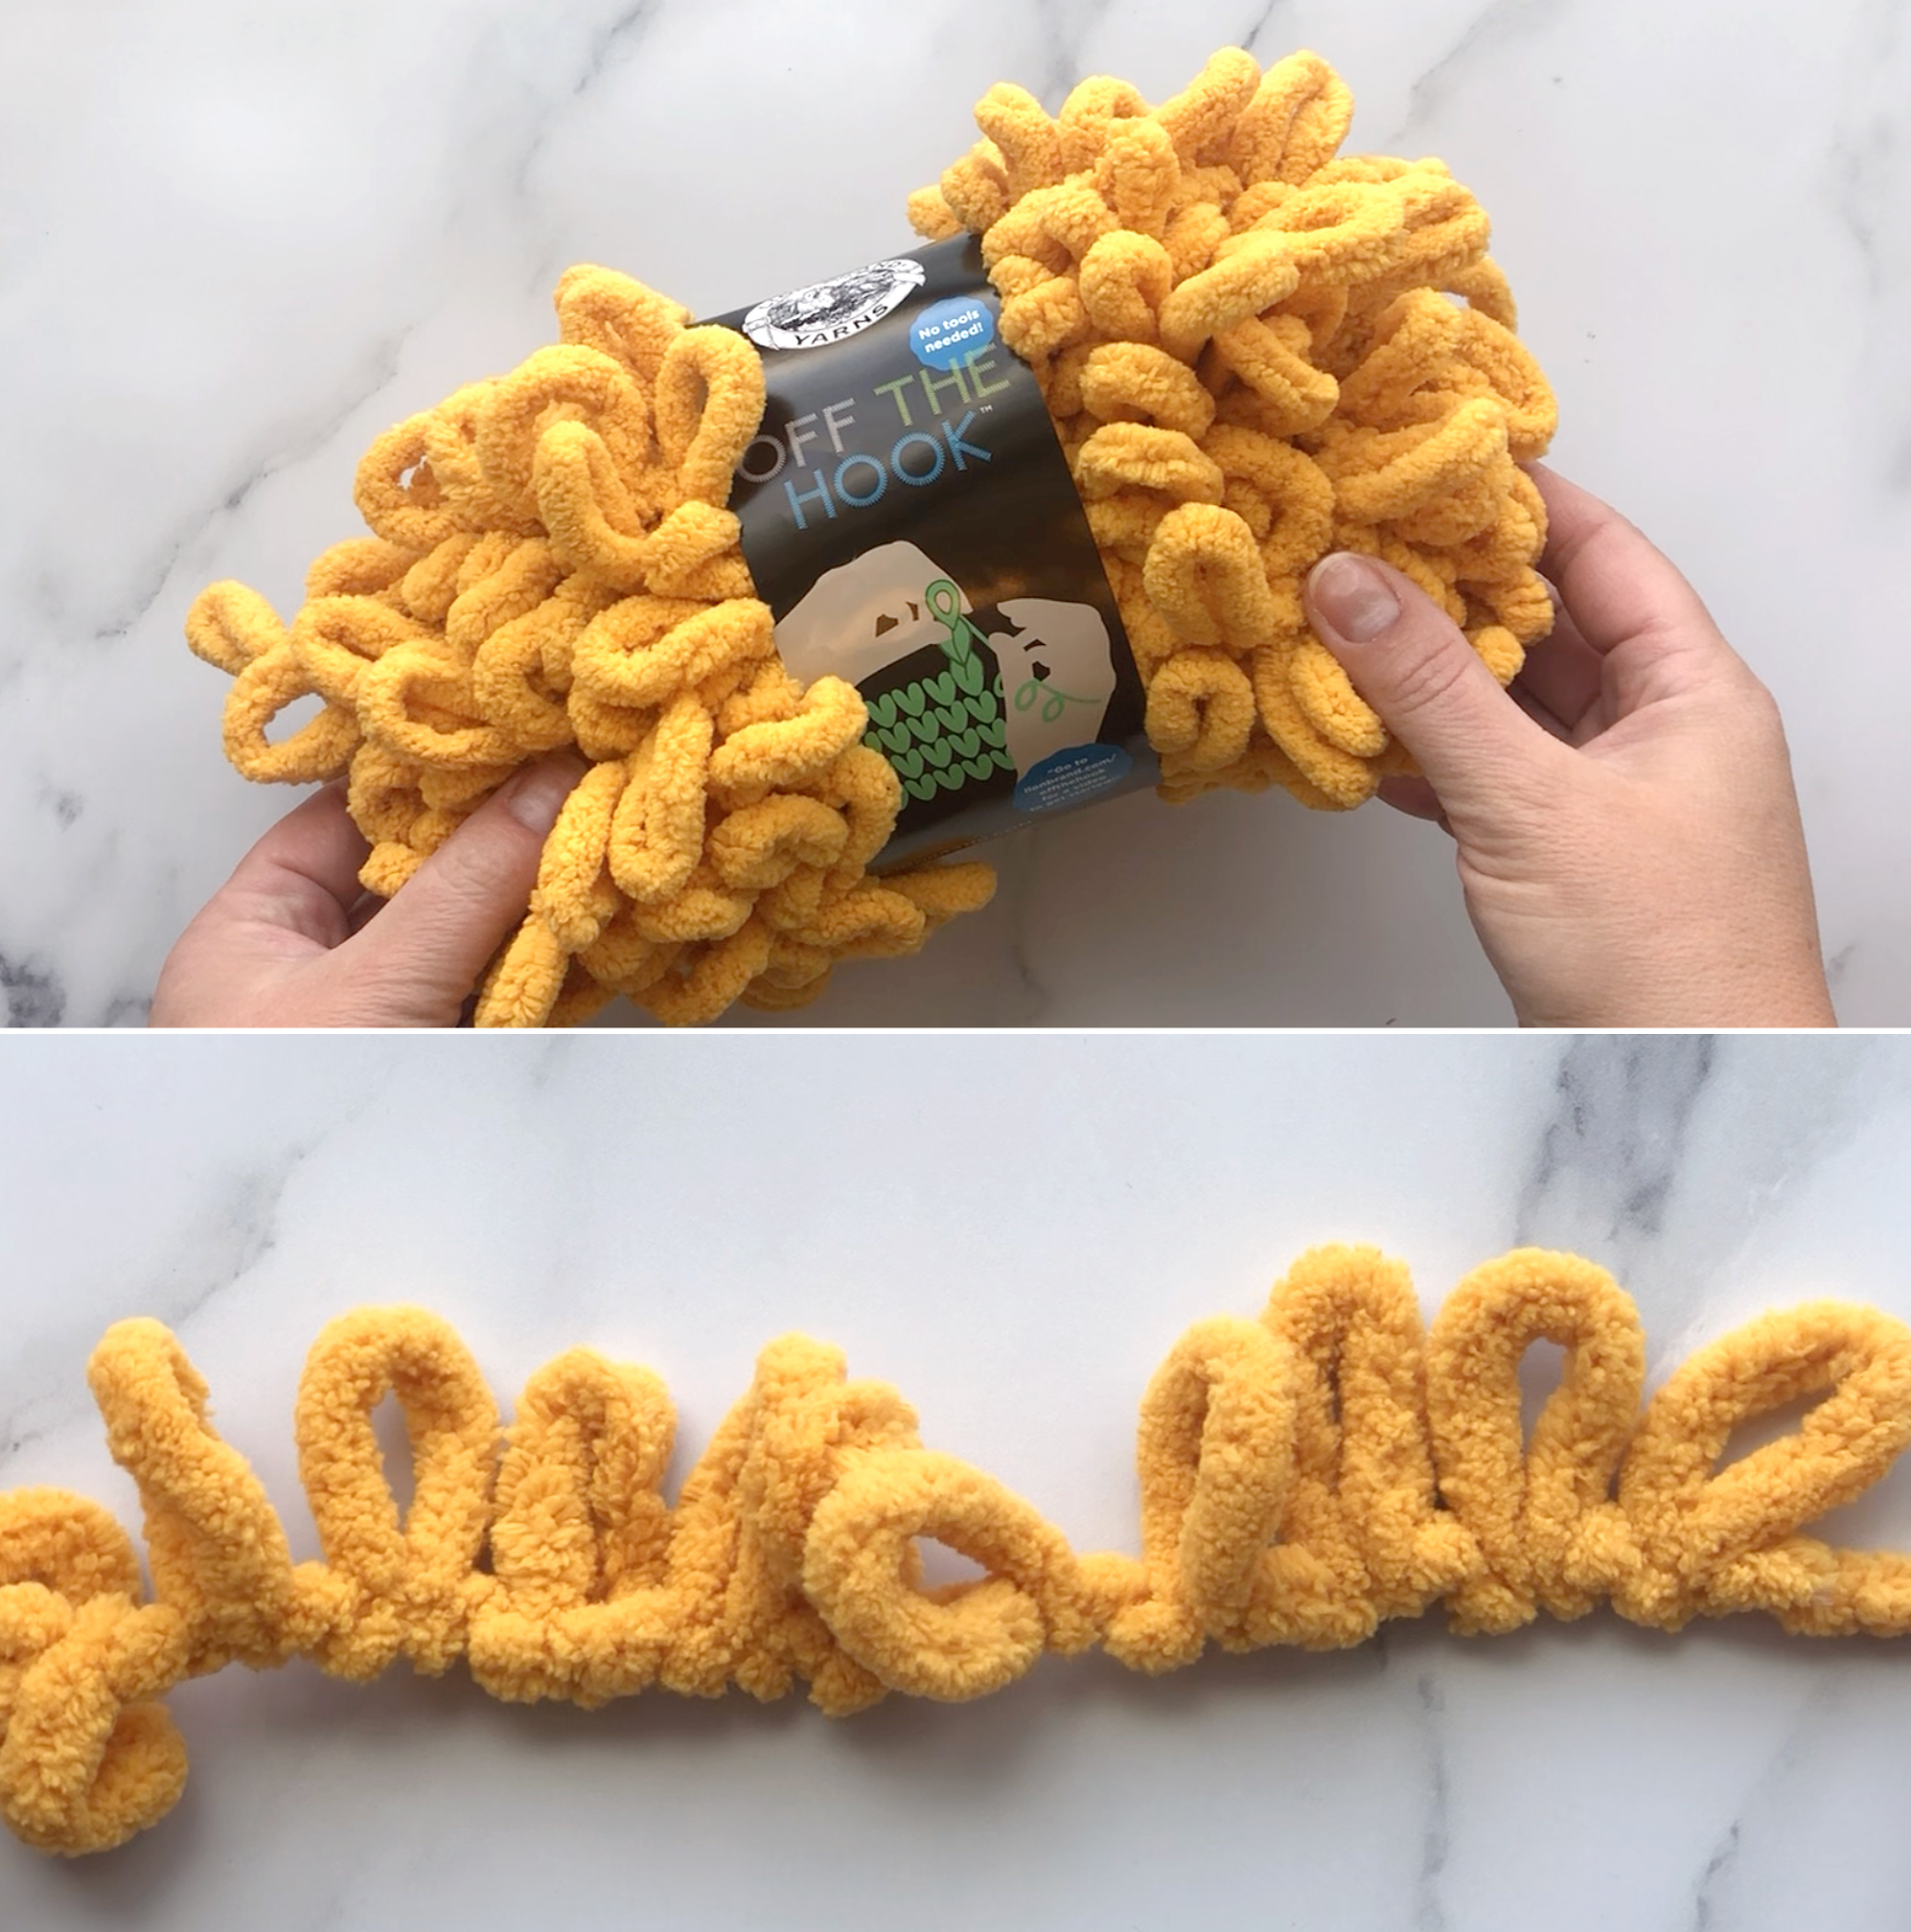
151,757,585,1026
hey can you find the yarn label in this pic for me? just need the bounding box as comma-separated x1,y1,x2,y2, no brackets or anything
706,236,1155,868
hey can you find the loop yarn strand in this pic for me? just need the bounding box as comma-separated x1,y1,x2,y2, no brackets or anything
184,46,1556,1024
7,1246,1910,1857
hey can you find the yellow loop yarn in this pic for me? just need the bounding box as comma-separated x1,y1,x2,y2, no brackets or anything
185,46,1554,1022
9,1247,1911,1858
909,46,1556,810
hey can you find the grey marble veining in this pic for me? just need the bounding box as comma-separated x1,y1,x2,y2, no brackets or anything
1,0,1904,1026
5,1032,1911,1926
1513,1033,1722,1252
1411,1669,1455,1932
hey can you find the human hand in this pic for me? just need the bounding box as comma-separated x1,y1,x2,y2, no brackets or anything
1302,464,1835,1028
151,757,586,1026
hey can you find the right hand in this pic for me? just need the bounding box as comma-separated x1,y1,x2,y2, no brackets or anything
1301,463,1836,1028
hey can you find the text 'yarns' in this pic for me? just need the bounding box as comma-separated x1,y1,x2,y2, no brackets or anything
183,48,1556,1024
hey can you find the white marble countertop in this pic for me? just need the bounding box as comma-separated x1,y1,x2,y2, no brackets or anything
5,1031,1911,1926
1,0,1905,1026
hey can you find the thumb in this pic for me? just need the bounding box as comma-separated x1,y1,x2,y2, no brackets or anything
1303,552,1556,818
343,754,587,1017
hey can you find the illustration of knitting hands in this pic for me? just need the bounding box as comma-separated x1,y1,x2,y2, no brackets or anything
184,47,1556,1025
8,1246,1911,1858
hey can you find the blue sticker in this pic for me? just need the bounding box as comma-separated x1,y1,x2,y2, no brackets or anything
1012,744,1134,815
910,296,996,373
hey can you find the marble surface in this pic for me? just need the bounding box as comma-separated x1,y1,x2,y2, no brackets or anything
1,0,1906,1026
6,1031,1911,1926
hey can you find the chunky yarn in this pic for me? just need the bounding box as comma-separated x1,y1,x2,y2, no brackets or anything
8,1247,1910,1857
185,285,991,1028
184,47,1554,1024
905,46,1556,808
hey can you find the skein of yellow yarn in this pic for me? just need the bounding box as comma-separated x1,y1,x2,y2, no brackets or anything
7,1247,1910,1858
185,48,1555,1025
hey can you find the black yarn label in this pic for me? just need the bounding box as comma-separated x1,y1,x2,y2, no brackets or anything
705,236,1155,869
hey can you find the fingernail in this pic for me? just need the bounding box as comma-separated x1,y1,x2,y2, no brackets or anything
1308,553,1401,643
502,757,586,833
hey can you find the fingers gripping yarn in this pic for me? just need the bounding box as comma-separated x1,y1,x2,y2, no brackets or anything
186,47,1554,1019
185,271,993,1028
12,1249,1911,1857
909,45,1558,811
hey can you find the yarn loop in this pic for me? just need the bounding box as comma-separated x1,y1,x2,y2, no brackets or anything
8,1246,1911,1856
185,46,1554,1020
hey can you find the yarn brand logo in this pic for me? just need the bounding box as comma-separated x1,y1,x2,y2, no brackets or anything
742,257,929,352
710,235,1157,863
